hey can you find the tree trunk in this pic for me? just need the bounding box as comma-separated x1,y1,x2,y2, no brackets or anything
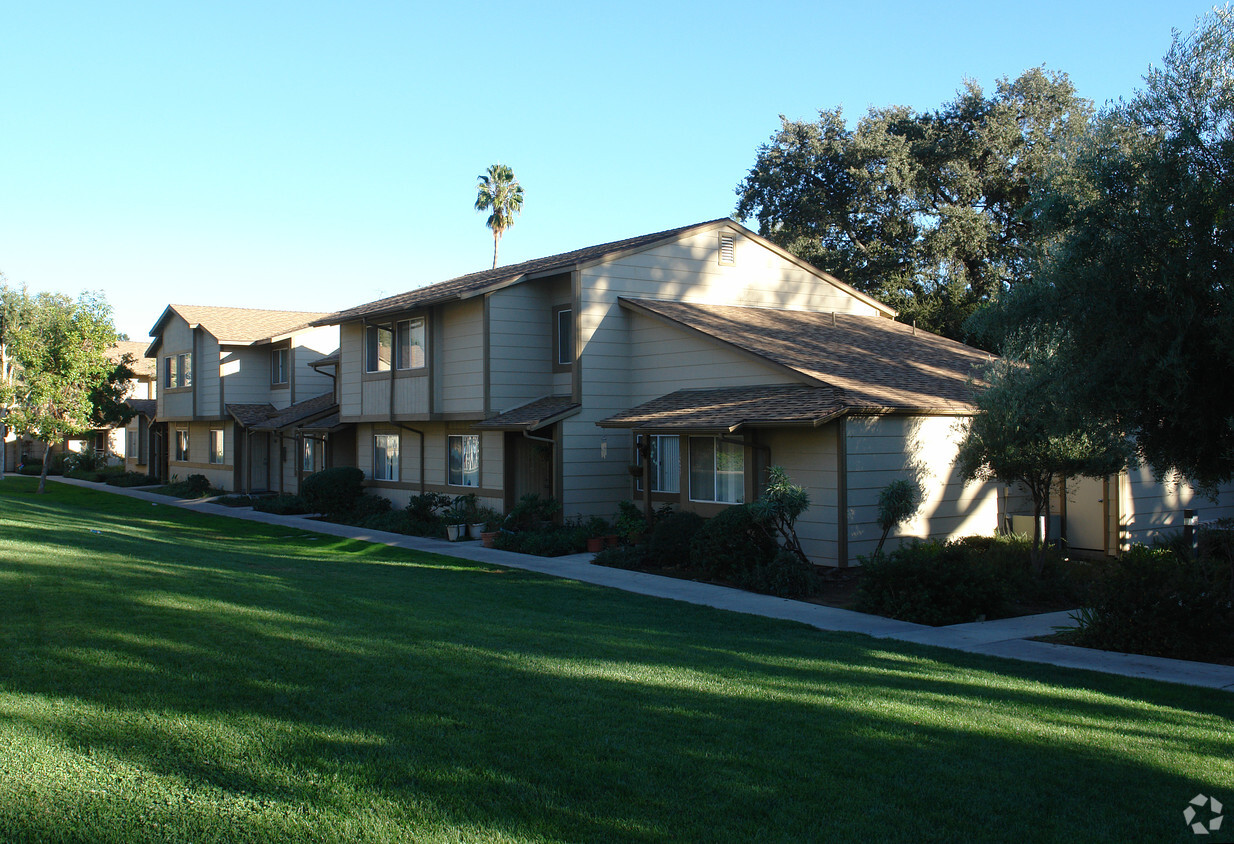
492,231,500,269
36,445,50,494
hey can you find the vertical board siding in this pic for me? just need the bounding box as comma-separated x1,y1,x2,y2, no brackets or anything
844,415,1000,561
197,335,221,417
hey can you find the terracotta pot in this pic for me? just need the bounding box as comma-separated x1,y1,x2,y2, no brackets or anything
586,537,605,553
481,531,497,548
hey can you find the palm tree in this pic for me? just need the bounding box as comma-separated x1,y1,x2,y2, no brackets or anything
474,164,524,269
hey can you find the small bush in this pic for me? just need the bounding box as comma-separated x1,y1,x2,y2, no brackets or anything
184,474,211,496
689,504,778,581
503,494,561,532
407,492,454,521
253,494,310,515
648,511,705,568
592,544,649,571
853,539,1009,625
1066,545,1233,660
358,510,411,533
65,469,108,482
301,467,365,518
740,548,821,599
493,524,587,557
346,494,393,522
105,471,158,488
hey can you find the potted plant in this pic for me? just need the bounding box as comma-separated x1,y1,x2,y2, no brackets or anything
445,523,463,541
584,515,611,553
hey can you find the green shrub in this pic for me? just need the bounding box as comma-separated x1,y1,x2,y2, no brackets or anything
346,494,392,522
493,524,586,557
184,474,211,496
105,471,158,488
853,539,1009,625
358,510,411,533
740,548,821,599
503,494,561,531
648,511,705,568
64,449,107,475
300,467,365,518
253,494,310,515
613,500,649,544
407,492,454,521
65,468,108,482
1066,545,1233,660
689,504,778,581
592,544,649,570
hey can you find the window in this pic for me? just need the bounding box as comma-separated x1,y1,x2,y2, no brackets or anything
554,306,573,368
689,436,744,504
164,356,176,389
175,428,189,462
448,434,480,487
718,232,736,265
396,318,426,370
374,433,399,481
302,438,319,473
177,353,192,387
209,429,224,464
636,434,680,493
127,430,137,458
272,347,288,385
366,325,393,373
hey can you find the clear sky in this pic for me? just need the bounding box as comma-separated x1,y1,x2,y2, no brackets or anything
1,1,1219,340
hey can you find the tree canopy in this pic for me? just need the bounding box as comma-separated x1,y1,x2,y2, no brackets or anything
735,68,1092,344
0,286,127,491
475,164,525,269
974,9,1234,487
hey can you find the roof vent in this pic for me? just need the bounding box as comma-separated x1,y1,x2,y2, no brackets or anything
718,233,736,266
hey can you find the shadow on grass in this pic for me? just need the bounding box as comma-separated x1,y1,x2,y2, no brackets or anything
1,477,1232,842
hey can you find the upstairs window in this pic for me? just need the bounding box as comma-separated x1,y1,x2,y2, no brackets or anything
366,325,393,373
397,318,426,370
271,347,289,385
164,356,176,389
553,305,573,369
165,354,192,388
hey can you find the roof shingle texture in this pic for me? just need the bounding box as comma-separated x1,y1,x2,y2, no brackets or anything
473,396,581,430
168,305,333,343
107,341,157,377
250,393,338,431
624,299,990,413
225,403,278,427
599,385,848,430
317,220,729,324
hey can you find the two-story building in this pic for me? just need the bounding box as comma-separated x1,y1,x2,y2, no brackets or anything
145,305,339,492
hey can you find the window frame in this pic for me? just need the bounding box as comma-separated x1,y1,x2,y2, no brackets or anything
635,434,681,494
302,437,319,474
396,317,426,371
373,433,399,482
552,305,573,372
177,353,192,388
174,428,189,462
447,433,480,488
688,436,745,504
271,347,289,386
365,325,393,374
208,428,225,465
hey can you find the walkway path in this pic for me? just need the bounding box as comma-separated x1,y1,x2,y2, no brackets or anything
43,477,1234,692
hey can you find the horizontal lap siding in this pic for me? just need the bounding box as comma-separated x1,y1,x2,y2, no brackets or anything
567,226,885,516
158,317,195,420
198,336,221,416
488,281,559,412
439,299,484,415
357,422,502,510
168,421,233,492
292,326,340,404
339,323,363,417
845,415,999,561
221,347,274,406
1119,466,1234,547
762,427,840,564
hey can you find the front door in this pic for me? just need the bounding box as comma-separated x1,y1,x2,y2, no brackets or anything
249,432,270,492
505,429,555,510
1065,475,1107,555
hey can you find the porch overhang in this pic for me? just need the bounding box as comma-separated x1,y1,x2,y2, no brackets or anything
596,385,852,434
473,395,581,433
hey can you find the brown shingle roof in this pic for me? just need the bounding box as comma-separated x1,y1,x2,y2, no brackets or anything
225,403,278,427
107,341,157,378
151,305,333,347
621,299,990,413
300,412,342,432
313,220,736,325
599,385,849,431
473,395,581,431
250,393,338,432
124,398,157,418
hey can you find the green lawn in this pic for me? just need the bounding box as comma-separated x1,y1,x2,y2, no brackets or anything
1,478,1231,843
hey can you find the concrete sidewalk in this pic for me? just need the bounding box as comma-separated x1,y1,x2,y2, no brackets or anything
40,476,1234,692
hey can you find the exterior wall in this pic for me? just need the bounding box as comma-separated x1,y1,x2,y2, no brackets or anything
437,299,485,416
157,317,196,421
354,421,503,510
761,426,841,564
166,420,236,492
844,415,1000,562
290,326,340,404
487,275,568,412
567,223,883,516
339,322,364,419
220,346,275,408
123,416,151,474
1117,466,1234,548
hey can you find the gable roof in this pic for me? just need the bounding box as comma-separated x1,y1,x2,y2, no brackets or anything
473,395,582,432
312,219,893,325
225,402,278,427
123,398,158,418
107,341,157,378
146,305,333,355
249,393,338,432
620,299,991,414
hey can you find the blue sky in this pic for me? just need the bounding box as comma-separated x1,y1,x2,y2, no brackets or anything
1,1,1218,340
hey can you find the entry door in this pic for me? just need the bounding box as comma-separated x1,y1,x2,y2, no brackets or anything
249,434,270,492
1066,475,1107,554
506,430,554,510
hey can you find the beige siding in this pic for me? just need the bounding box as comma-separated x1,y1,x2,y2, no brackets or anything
196,335,221,416
564,223,885,515
487,280,558,411
339,322,364,418
222,346,275,407
290,325,339,404
1118,466,1234,548
355,422,503,510
167,421,233,492
762,427,841,564
157,316,195,420
845,415,1000,561
437,299,484,415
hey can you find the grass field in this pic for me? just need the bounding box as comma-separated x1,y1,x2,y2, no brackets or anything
1,477,1231,843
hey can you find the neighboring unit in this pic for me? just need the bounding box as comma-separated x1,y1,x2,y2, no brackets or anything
145,305,341,492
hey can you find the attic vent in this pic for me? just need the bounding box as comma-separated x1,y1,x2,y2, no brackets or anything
718,233,736,266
